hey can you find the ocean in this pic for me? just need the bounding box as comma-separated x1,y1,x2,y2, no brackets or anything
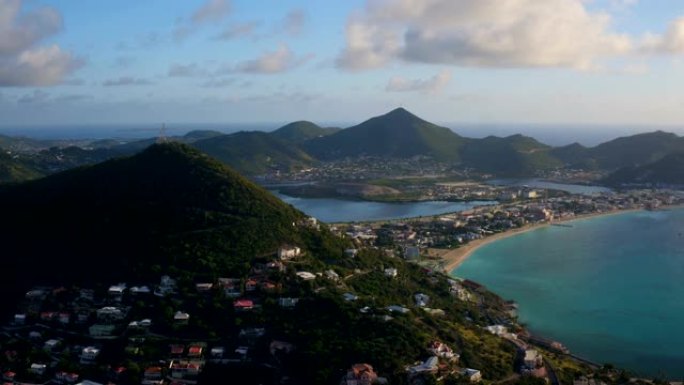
453,209,684,378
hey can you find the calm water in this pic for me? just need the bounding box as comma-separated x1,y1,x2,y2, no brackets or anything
486,178,611,195
454,209,684,378
273,192,494,222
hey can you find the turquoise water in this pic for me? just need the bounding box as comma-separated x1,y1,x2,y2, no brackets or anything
453,209,684,378
273,192,494,222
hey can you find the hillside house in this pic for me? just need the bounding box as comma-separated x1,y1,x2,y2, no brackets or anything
218,278,241,297
14,314,26,325
462,368,482,383
174,311,190,325
55,371,79,384
278,246,301,260
278,297,299,308
408,356,439,374
428,341,457,360
342,363,379,385
524,350,543,369
296,271,316,281
80,346,100,364
44,339,60,352
30,363,47,376
234,299,254,311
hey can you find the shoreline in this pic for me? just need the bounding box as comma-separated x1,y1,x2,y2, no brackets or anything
440,208,643,273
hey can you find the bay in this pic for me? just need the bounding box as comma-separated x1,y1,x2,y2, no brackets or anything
272,192,494,222
486,178,611,195
453,209,684,378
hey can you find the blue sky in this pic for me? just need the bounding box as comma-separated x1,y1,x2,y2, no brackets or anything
2,0,684,129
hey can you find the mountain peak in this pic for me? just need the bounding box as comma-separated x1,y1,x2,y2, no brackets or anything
384,107,418,119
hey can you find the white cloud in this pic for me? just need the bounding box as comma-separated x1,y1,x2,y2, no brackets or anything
0,0,81,86
386,70,451,93
235,45,311,74
337,0,635,70
640,17,684,54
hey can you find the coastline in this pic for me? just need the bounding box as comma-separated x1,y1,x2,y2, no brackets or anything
441,208,643,273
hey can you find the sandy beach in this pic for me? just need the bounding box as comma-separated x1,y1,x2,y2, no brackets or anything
440,208,644,273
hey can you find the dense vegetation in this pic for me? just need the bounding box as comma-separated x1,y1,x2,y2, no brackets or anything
602,152,684,186
0,143,571,385
0,143,330,292
305,107,467,161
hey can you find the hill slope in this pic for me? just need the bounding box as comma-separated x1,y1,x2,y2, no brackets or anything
461,134,561,176
193,131,315,174
270,121,340,142
588,131,683,169
305,108,466,161
0,152,43,182
0,143,315,287
602,152,684,186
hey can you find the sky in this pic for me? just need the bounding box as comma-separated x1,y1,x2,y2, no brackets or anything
2,0,684,130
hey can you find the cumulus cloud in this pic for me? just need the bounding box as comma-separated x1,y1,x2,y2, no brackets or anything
174,0,231,41
640,17,684,54
102,77,153,86
235,45,311,74
386,70,451,93
337,0,636,70
0,0,82,86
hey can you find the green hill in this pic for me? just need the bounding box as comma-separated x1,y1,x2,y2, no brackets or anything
305,108,466,161
602,152,684,186
270,121,340,143
0,151,43,183
0,142,604,384
588,131,683,169
0,143,316,287
193,131,315,174
461,134,561,176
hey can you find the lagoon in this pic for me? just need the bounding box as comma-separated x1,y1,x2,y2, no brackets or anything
486,178,611,195
453,209,684,378
272,192,494,222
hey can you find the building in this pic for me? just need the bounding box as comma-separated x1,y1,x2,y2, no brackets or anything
428,341,457,360
408,356,439,374
462,368,482,383
341,363,386,385
524,349,543,369
384,268,398,278
278,246,301,260
174,311,190,324
80,346,100,364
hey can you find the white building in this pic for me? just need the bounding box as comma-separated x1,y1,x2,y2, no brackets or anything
278,246,301,260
